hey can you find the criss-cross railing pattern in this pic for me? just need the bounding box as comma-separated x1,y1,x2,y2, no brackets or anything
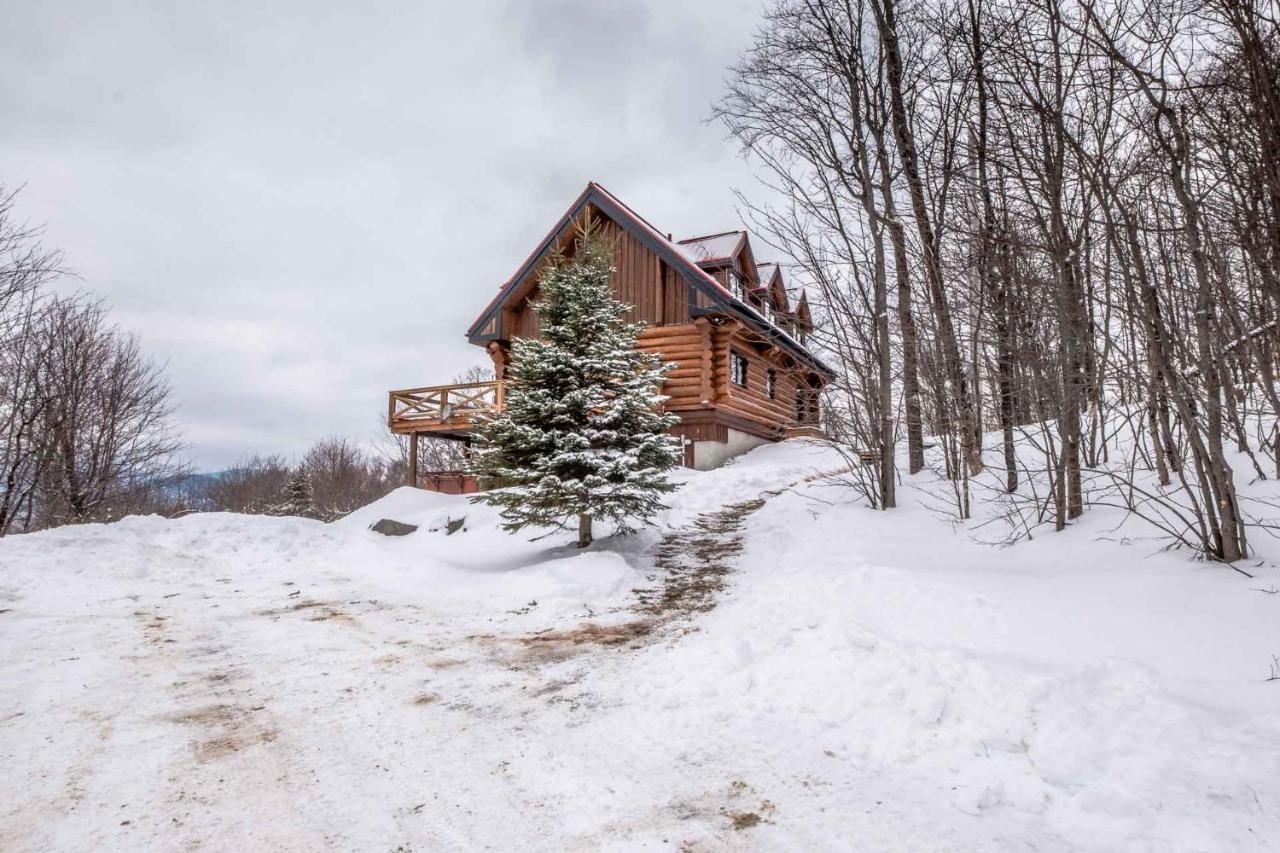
388,380,505,434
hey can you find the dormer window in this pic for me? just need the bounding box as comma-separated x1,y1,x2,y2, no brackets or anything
728,270,749,303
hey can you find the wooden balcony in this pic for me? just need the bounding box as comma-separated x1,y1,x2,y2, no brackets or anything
388,380,505,437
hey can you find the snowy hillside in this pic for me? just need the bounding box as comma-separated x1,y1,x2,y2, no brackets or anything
2,440,1278,852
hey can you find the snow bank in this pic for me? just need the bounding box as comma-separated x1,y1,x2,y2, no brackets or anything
1,437,1278,852
602,483,1280,849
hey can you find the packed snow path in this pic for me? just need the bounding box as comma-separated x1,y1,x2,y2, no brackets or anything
3,442,1279,851
636,493,772,619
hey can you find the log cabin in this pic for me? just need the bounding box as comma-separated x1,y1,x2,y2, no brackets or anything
388,181,833,491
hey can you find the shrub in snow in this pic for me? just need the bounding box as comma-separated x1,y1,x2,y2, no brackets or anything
468,223,681,547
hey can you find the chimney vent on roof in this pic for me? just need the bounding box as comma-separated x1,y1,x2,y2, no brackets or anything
667,233,672,240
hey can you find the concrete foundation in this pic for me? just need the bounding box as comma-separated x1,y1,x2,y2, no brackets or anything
690,428,773,471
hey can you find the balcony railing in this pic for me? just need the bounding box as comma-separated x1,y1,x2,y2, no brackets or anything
388,380,505,435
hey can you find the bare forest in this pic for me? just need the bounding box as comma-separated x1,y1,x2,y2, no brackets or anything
717,0,1280,562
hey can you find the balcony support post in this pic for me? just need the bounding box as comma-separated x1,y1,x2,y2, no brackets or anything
408,432,419,487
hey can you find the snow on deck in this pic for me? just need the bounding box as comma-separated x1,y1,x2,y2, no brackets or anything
1,439,1278,851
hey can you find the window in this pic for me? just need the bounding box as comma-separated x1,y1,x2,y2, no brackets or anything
730,351,748,387
728,270,748,302
766,368,776,399
795,388,807,422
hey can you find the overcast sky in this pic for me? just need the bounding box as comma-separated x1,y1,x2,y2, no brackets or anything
2,0,771,469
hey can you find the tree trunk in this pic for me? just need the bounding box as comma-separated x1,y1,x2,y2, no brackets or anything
873,135,925,475
872,0,982,486
968,0,1017,490
577,512,592,548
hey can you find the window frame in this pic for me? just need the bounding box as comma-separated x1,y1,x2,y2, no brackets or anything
766,367,777,399
730,350,749,388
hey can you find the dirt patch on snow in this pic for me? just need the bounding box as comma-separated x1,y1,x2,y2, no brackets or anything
507,620,654,665
634,494,774,619
164,703,277,764
134,609,172,645
256,598,361,627
493,489,787,668
521,620,653,647
165,702,244,727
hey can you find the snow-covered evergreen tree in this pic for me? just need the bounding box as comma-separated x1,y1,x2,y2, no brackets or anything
273,469,318,519
469,226,680,547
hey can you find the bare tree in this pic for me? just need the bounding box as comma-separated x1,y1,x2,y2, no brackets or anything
716,0,1279,562
302,436,394,519
0,187,65,534
34,297,184,526
200,454,291,514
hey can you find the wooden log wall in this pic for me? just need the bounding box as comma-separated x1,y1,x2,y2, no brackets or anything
637,323,706,411
712,324,809,432
638,322,815,436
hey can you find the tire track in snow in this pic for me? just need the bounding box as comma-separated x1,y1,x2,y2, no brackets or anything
130,585,326,850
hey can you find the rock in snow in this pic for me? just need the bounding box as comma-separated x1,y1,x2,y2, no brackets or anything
369,518,419,536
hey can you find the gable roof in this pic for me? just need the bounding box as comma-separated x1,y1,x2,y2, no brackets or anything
757,263,790,312
675,231,746,266
465,181,833,378
794,289,813,328
753,261,777,292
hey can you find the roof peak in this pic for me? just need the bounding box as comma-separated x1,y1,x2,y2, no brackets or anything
676,229,745,245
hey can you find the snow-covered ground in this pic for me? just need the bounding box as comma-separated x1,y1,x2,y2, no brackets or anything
2,440,1278,851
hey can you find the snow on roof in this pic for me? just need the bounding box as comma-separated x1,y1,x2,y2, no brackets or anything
753,262,780,292
675,231,745,265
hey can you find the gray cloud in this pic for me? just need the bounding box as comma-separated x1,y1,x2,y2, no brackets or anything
2,0,767,468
